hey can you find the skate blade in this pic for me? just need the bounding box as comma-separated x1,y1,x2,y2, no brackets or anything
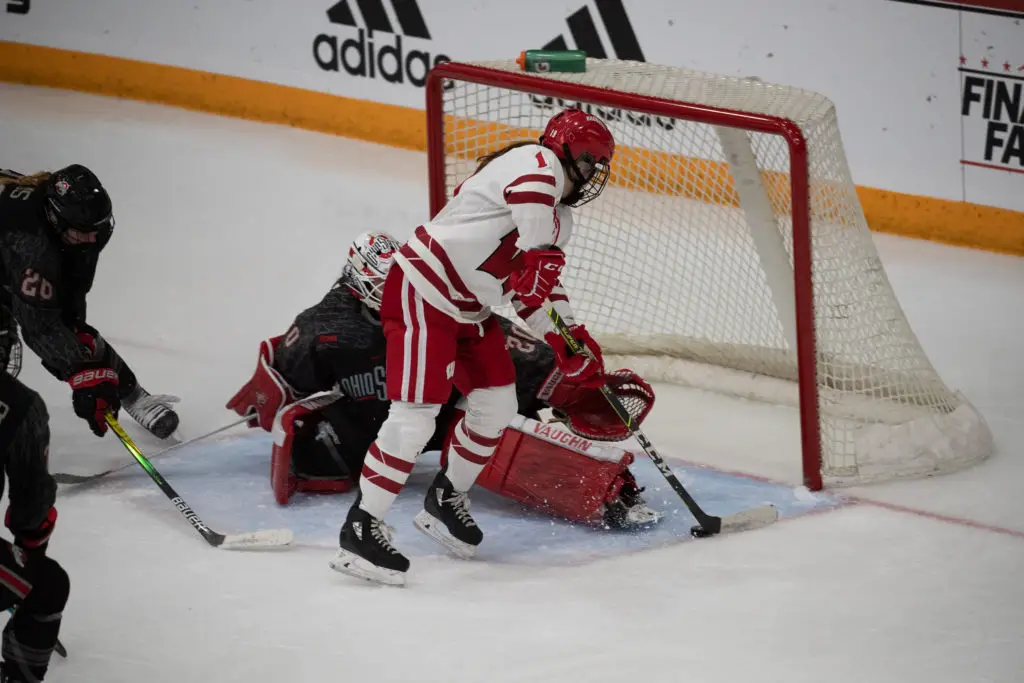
329,549,406,587
413,510,477,560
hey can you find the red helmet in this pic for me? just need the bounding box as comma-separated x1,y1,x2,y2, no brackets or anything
539,108,615,207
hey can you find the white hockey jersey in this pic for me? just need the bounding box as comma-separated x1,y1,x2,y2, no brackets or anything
395,143,577,333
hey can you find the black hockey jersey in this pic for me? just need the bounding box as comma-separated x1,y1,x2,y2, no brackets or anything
275,282,391,437
0,177,98,379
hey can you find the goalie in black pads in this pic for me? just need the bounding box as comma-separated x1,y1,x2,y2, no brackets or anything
227,232,662,535
0,166,180,441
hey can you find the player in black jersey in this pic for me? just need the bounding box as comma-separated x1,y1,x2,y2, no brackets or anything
227,232,662,534
0,167,180,441
0,165,132,681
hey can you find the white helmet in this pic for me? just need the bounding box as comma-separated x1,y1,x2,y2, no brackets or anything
341,231,402,311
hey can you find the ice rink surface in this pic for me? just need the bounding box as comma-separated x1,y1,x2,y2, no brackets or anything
1,83,1023,682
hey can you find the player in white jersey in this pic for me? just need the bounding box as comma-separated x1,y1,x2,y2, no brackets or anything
330,108,616,585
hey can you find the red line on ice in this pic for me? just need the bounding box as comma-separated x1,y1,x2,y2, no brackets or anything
662,455,1024,540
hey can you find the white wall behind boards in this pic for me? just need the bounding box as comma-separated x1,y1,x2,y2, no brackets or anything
2,0,1022,210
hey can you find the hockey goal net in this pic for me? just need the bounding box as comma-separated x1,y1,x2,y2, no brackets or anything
425,58,993,490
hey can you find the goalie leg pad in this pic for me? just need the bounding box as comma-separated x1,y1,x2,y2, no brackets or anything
271,397,357,505
444,413,636,524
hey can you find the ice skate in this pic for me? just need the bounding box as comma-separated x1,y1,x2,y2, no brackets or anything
330,502,409,587
604,470,663,528
414,470,483,560
0,662,26,683
124,386,180,440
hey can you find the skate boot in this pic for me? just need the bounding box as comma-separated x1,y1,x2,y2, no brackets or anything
413,470,483,559
1,660,43,682
123,386,180,440
604,469,664,529
330,501,409,586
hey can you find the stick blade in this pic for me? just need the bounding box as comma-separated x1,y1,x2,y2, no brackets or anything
218,528,294,550
53,473,94,485
719,504,779,534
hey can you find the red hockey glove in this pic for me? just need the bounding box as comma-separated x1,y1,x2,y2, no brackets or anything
543,324,604,388
68,363,120,437
508,248,565,308
540,368,655,441
226,336,295,432
6,506,57,560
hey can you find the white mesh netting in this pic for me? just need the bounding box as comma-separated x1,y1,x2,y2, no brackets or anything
434,58,993,487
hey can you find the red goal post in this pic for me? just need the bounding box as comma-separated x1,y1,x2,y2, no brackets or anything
424,59,993,490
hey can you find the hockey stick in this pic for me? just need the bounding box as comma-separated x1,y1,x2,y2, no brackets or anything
5,607,66,658
53,414,255,485
103,413,293,550
545,308,778,537
55,390,346,486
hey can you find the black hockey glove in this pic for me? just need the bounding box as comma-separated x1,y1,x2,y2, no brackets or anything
5,505,57,563
68,362,120,436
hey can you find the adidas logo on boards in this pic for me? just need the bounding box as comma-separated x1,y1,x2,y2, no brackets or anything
313,0,450,87
530,0,675,131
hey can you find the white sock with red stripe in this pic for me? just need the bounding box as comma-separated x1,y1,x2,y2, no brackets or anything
358,401,440,519
446,384,518,492
446,418,501,492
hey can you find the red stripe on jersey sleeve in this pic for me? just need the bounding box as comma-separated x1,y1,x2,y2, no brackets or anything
400,244,483,315
0,566,30,599
414,226,478,301
506,192,557,207
505,173,556,190
513,301,540,320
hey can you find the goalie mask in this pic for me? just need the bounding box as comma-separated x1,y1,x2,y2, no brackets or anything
540,368,655,442
340,231,402,311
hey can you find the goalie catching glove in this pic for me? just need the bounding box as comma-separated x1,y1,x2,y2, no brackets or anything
539,366,655,442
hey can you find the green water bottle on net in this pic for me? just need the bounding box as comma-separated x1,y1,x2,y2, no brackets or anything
517,50,587,73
